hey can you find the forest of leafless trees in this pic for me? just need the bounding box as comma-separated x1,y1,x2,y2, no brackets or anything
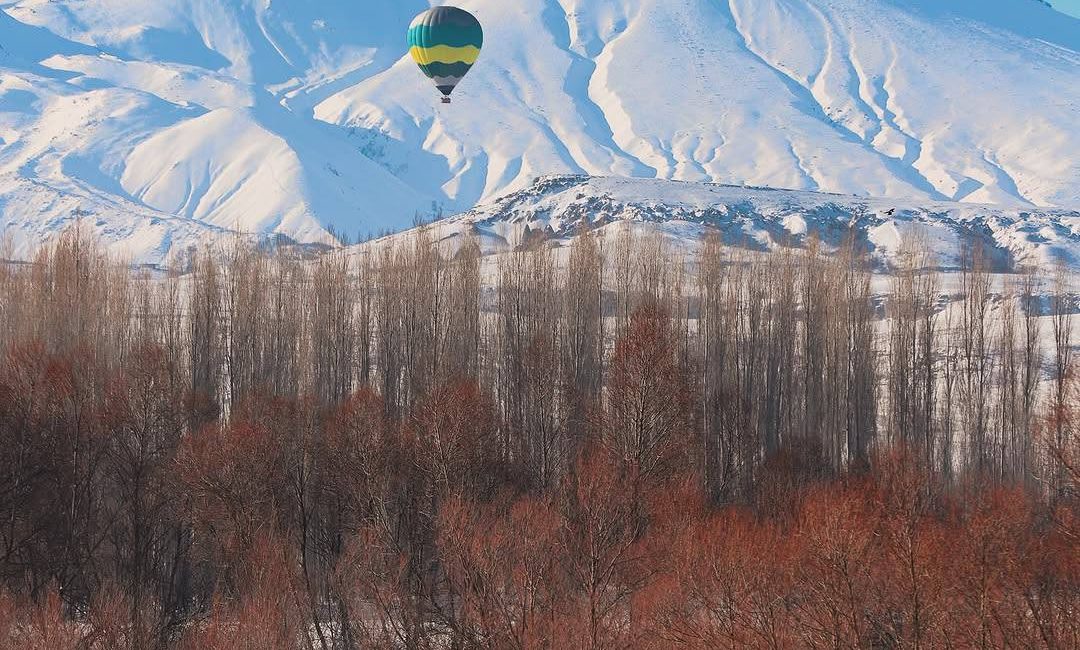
0,226,1076,648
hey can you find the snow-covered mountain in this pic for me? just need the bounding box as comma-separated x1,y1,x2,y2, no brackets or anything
1,0,1078,263
365,175,1080,272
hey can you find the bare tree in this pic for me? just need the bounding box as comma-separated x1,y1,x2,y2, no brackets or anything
1049,263,1074,500
442,237,482,383
957,242,995,478
495,243,562,487
309,253,354,405
189,250,223,424
886,242,938,465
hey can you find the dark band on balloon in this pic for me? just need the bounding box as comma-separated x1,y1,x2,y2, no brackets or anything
418,62,473,79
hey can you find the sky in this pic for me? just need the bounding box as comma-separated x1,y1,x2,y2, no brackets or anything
1053,0,1080,18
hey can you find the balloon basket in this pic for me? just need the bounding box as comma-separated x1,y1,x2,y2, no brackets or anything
441,97,452,104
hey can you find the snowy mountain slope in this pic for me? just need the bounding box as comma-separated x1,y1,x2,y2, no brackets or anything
320,0,1080,212
0,0,435,260
0,0,1078,260
366,175,1080,272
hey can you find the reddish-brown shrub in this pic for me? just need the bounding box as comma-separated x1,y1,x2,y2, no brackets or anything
438,493,565,648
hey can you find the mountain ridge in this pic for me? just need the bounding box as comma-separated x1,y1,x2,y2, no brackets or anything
368,174,1080,273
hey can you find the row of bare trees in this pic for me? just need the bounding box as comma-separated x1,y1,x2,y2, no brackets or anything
0,226,1075,648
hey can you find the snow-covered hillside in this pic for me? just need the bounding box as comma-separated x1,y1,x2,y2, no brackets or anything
363,175,1080,273
1,0,1078,262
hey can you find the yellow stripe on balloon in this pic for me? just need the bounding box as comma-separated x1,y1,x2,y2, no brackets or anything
408,45,480,66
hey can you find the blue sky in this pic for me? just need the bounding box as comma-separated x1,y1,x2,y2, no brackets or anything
1054,0,1080,18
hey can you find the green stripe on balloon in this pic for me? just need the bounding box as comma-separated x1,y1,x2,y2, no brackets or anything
418,61,473,79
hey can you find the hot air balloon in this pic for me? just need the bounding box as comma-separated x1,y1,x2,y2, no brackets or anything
408,6,483,103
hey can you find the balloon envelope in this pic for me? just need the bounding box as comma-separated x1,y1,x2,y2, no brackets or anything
408,7,483,100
